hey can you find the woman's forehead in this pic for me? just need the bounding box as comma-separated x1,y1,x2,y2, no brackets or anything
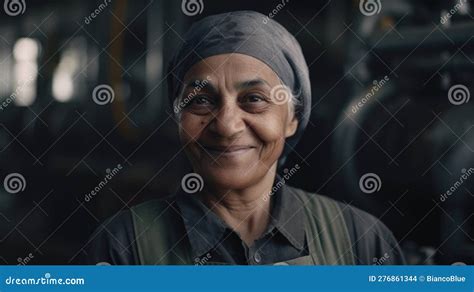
183,53,280,85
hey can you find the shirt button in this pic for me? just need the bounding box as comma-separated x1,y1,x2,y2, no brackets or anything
254,252,262,263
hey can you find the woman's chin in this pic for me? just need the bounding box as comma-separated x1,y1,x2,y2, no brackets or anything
201,167,258,190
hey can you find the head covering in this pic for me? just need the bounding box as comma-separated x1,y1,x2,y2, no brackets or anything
167,10,311,166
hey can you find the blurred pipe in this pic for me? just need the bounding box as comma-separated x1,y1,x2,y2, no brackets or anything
145,0,164,120
369,22,474,52
109,0,135,140
404,54,474,72
332,80,398,207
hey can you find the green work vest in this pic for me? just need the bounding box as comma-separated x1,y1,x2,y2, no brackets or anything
131,186,355,265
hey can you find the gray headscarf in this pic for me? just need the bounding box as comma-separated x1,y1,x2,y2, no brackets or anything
167,10,311,166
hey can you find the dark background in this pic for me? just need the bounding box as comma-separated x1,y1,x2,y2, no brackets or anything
0,0,473,265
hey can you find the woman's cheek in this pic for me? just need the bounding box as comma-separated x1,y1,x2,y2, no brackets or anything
251,115,286,144
179,113,207,142
250,117,287,160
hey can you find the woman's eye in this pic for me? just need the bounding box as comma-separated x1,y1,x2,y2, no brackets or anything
183,95,215,115
240,94,270,113
192,95,212,105
242,94,266,103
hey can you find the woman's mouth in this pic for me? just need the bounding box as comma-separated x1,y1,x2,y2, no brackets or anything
201,145,256,157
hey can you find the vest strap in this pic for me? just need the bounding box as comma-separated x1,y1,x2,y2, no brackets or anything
131,200,192,265
291,188,355,265
132,187,355,265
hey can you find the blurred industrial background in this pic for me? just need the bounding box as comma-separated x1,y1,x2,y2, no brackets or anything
0,0,473,265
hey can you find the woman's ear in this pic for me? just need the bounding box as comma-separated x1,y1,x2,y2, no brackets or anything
285,116,298,138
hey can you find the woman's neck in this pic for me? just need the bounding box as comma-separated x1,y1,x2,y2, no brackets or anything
198,164,277,246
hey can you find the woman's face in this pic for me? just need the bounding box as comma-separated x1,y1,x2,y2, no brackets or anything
177,54,298,190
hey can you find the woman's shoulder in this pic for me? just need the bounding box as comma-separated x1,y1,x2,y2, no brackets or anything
130,198,176,217
84,197,176,265
82,207,136,265
338,202,406,265
285,185,406,265
285,184,389,229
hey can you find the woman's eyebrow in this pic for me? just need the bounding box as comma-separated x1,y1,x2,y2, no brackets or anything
183,79,218,94
235,78,271,90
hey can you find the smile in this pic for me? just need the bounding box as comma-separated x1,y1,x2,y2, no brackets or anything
202,145,256,157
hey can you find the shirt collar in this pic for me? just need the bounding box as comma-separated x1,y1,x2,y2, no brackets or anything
174,180,306,258
270,181,306,250
175,191,228,259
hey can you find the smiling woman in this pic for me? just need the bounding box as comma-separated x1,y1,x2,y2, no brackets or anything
178,54,298,194
85,10,405,265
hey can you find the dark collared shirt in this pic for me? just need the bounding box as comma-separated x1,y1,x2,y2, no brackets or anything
175,185,307,265
84,184,405,265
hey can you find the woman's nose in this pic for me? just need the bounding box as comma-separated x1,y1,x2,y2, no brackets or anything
208,104,245,138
